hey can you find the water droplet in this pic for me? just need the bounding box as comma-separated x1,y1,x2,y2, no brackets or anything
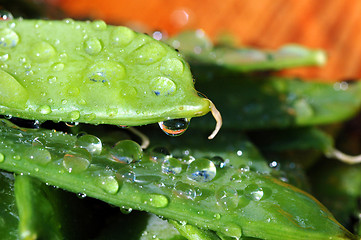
47,76,57,84
158,118,190,136
63,148,91,173
84,113,96,121
162,156,182,175
87,61,126,83
52,62,64,71
186,158,216,182
149,146,170,162
69,110,80,121
110,26,135,47
211,156,226,168
150,76,176,96
221,223,242,239
13,155,20,161
0,69,29,109
118,83,137,97
0,52,8,61
67,86,80,96
215,185,238,210
160,58,184,76
120,207,133,214
77,193,87,199
0,28,19,49
130,42,166,64
75,134,102,156
25,146,52,165
173,182,200,200
134,175,161,185
110,140,143,163
0,153,4,162
65,122,79,127
244,184,264,201
97,175,119,194
92,20,107,30
29,41,56,62
37,105,52,114
0,10,14,21
84,37,102,55
142,194,168,208
214,214,221,219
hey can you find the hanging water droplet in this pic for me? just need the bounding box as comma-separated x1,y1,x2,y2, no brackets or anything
150,76,176,96
120,207,133,214
65,122,79,127
13,155,20,161
149,146,170,162
63,148,91,173
0,28,19,49
29,41,56,62
142,194,168,208
84,37,102,55
162,156,182,175
75,134,102,156
25,146,52,165
36,105,52,115
0,153,4,162
160,58,184,76
130,42,166,64
110,140,143,163
244,184,264,201
69,110,80,121
97,175,119,194
215,185,238,210
77,193,87,199
0,10,13,21
158,118,190,136
110,26,135,47
186,158,216,182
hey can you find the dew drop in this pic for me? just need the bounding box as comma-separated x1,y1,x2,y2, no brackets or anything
134,175,161,185
118,83,137,97
84,37,102,55
0,153,4,162
0,28,19,49
84,113,96,121
97,175,119,194
67,86,80,96
120,207,133,214
69,110,80,121
244,184,264,201
211,156,226,168
63,148,91,173
186,158,216,182
52,62,64,71
29,41,56,62
65,122,79,127
162,156,182,175
173,182,198,200
75,134,102,156
110,26,135,47
149,146,170,162
47,76,57,84
142,194,168,208
92,20,107,30
215,185,238,210
0,52,8,61
0,69,29,109
158,118,190,136
25,146,52,165
0,10,14,21
130,42,166,64
87,61,126,83
13,155,20,161
150,76,176,96
110,140,143,163
160,58,184,76
37,105,52,115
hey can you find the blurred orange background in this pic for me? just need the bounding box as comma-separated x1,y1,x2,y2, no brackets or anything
46,0,361,82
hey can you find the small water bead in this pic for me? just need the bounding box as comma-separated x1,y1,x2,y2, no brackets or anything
92,20,107,30
110,140,143,163
52,62,64,71
65,122,79,127
84,113,96,121
130,42,166,64
0,28,19,49
211,156,226,168
29,41,56,62
97,175,119,194
160,58,184,76
0,153,4,162
118,83,137,97
110,26,135,47
69,110,80,121
87,61,126,83
120,207,133,214
244,184,264,201
25,146,52,165
142,194,168,208
162,156,182,175
63,148,91,173
149,146,170,162
186,158,217,182
215,185,239,210
158,118,190,137
173,182,199,200
0,52,8,61
134,175,161,185
12,155,20,161
0,10,14,21
47,76,57,84
67,86,80,96
75,134,102,156
36,105,52,115
84,37,102,55
150,76,176,96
